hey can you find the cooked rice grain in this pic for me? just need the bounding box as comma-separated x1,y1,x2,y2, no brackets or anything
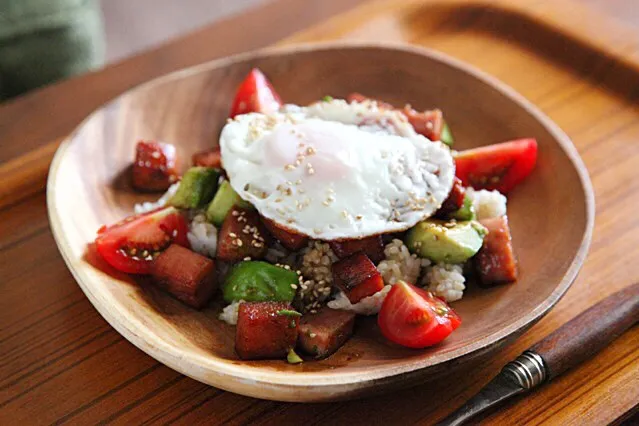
377,239,430,285
466,187,507,220
328,286,391,316
133,182,180,214
187,214,218,258
219,300,243,325
297,241,337,312
421,263,465,302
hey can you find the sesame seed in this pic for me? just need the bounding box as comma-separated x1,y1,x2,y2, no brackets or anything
285,164,295,171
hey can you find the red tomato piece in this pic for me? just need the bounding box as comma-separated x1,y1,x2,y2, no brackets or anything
455,138,538,193
132,141,179,192
192,147,222,169
95,207,190,274
229,68,282,118
378,281,461,348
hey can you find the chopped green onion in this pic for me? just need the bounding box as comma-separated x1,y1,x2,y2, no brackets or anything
287,348,304,364
277,309,302,317
322,95,333,102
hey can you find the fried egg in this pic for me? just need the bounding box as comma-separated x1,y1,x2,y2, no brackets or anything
219,99,455,240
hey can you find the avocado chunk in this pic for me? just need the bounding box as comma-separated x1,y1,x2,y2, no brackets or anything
452,194,476,221
206,180,252,226
441,122,454,147
406,219,485,263
223,261,298,303
169,167,220,209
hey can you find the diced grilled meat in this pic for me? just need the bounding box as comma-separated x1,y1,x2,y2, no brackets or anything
150,244,216,308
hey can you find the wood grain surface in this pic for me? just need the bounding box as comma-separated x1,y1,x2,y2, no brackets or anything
1,0,639,424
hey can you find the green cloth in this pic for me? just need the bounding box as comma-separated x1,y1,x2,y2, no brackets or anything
0,0,104,100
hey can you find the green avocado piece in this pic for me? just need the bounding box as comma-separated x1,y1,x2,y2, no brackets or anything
223,261,298,303
169,167,220,209
205,181,252,226
406,219,485,263
441,122,454,147
452,193,476,221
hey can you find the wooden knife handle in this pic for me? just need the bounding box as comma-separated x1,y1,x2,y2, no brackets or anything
530,282,639,380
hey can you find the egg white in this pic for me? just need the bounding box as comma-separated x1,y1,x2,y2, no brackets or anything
219,99,455,240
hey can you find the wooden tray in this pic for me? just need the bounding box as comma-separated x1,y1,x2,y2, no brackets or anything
2,0,638,423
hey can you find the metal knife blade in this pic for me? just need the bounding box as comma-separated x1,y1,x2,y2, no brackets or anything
436,282,639,426
436,371,526,426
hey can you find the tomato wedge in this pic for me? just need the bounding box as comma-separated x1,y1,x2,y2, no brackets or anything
229,68,282,118
378,281,461,348
95,207,190,274
455,138,537,193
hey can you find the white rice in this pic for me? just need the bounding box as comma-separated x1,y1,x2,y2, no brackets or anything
296,241,338,313
219,300,243,325
421,263,466,302
187,214,218,258
328,285,391,316
466,187,507,220
377,239,431,285
133,182,180,214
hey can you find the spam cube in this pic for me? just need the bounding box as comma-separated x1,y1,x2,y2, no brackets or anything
346,93,444,141
235,302,299,360
402,107,444,141
298,307,356,359
332,253,385,303
261,217,309,251
329,235,384,264
475,216,518,287
435,177,466,218
192,147,222,169
132,141,178,192
150,244,217,308
217,208,269,263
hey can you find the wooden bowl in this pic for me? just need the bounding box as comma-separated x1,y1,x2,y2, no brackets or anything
47,43,594,402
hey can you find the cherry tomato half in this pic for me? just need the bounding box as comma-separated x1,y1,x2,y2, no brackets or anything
378,281,461,348
455,138,537,194
229,68,282,118
95,206,189,274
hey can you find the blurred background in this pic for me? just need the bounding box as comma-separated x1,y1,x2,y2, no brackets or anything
102,0,264,63
0,0,637,101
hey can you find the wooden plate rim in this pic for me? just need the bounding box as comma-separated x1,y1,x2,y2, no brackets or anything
46,41,595,390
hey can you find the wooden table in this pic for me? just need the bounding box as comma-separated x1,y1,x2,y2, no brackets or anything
1,0,638,424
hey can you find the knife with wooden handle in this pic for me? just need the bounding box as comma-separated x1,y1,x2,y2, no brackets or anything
437,282,639,426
